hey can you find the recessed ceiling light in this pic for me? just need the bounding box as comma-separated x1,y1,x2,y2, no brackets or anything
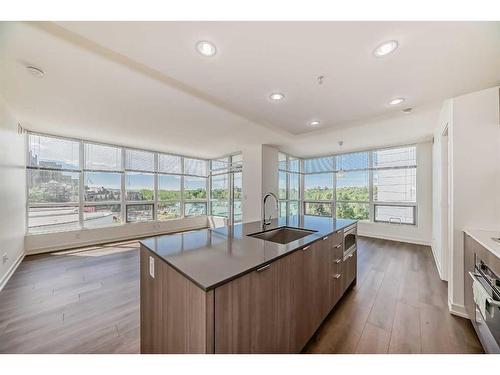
269,92,285,101
308,120,320,127
388,97,406,106
196,40,217,57
373,40,399,57
26,65,45,78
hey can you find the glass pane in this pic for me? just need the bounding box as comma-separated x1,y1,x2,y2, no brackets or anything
84,143,122,171
279,171,287,200
336,202,369,220
84,172,121,202
126,204,153,222
375,205,415,224
157,202,181,220
233,200,242,223
336,171,369,202
336,151,369,171
158,154,182,174
279,201,287,218
278,153,287,171
211,200,228,217
304,173,333,200
304,202,332,217
211,174,229,200
84,204,121,228
125,149,155,171
373,168,416,203
233,172,242,200
289,157,300,173
184,202,207,216
211,158,229,173
184,158,207,176
126,172,154,201
28,206,80,233
304,157,333,173
158,174,181,201
184,176,207,199
289,201,299,216
28,170,80,203
373,146,416,168
289,173,300,200
28,134,80,170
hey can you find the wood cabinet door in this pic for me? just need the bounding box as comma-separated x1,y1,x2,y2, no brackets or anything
276,249,304,353
214,261,279,353
313,236,332,324
343,250,357,291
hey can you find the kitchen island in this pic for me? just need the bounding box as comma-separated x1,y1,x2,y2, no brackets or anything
140,215,357,353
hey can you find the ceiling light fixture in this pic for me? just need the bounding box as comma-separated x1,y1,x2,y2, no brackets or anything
373,40,399,57
388,97,406,106
196,40,217,57
402,107,413,114
269,92,285,101
308,120,320,127
26,65,45,78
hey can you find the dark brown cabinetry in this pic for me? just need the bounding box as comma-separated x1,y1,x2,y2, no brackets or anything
141,223,357,354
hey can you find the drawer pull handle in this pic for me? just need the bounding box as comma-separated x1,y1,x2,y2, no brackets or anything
335,244,342,248
335,258,342,264
256,264,271,272
348,253,354,258
302,246,310,251
333,274,341,279
323,236,329,240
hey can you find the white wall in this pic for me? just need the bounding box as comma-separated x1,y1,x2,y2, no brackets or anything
0,97,26,289
447,86,500,316
357,141,433,246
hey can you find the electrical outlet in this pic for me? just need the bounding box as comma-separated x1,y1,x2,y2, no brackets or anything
149,256,155,279
2,253,8,265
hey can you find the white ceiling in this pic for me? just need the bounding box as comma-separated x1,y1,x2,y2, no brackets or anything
0,21,499,158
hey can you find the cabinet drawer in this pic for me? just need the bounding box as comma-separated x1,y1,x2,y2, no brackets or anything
331,241,343,260
330,230,343,247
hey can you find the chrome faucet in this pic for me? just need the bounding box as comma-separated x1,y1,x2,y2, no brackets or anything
262,192,279,230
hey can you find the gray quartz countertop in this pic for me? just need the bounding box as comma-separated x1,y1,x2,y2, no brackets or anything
140,215,357,291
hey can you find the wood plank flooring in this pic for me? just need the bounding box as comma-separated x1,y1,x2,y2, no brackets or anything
0,237,482,354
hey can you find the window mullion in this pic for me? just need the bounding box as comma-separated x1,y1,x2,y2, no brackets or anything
79,140,84,229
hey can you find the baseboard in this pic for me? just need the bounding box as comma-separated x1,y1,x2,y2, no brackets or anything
0,251,24,292
430,244,445,281
357,231,431,247
25,224,208,255
448,298,469,318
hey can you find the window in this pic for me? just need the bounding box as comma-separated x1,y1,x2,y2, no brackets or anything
305,202,332,217
26,132,210,234
278,152,301,218
304,173,333,200
372,145,417,225
209,154,243,223
336,169,369,220
83,142,123,228
126,204,154,222
297,144,418,224
27,134,81,233
84,204,121,228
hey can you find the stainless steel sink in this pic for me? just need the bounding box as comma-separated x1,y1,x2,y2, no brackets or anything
248,227,317,244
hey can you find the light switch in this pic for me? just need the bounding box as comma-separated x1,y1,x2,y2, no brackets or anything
149,256,155,279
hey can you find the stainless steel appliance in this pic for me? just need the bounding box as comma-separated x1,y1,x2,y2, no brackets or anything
343,225,357,256
470,258,500,353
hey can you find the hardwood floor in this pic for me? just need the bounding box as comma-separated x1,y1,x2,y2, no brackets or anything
0,237,482,354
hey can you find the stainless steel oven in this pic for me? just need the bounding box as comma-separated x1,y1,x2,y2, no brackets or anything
470,258,500,353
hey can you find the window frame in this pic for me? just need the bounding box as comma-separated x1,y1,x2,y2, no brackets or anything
300,144,418,225
26,131,210,234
